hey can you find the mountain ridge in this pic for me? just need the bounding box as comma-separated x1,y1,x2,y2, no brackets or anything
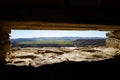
11,37,106,47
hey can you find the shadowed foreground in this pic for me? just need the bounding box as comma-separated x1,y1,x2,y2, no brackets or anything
0,58,120,80
1,47,120,80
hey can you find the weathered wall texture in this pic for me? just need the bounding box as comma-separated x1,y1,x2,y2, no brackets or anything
3,21,120,30
106,31,120,49
0,26,11,64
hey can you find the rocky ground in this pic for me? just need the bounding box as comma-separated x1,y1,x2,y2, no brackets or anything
6,47,120,67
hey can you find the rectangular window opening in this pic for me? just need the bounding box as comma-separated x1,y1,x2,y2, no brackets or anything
7,30,119,67
10,30,106,48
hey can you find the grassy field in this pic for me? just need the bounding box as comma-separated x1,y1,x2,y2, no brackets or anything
18,40,73,45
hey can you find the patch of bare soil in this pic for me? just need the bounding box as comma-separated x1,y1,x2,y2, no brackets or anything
6,47,120,67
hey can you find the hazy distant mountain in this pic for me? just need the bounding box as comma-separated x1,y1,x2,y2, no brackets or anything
11,37,105,41
11,37,106,47
73,38,106,47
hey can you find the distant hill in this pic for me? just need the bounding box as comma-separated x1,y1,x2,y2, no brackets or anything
73,38,106,47
11,37,106,47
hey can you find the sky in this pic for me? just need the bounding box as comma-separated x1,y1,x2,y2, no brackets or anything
10,30,107,39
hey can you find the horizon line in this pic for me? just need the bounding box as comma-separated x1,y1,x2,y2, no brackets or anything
10,36,106,39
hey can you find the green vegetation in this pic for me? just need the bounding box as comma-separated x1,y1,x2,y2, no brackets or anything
18,40,73,45
11,37,105,47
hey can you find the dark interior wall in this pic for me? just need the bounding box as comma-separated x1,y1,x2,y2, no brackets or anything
1,8,120,25
0,0,120,8
0,0,63,7
0,0,120,25
0,0,101,8
0,0,120,9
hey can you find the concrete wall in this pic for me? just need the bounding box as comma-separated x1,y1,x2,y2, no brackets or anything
106,31,120,49
0,25,11,65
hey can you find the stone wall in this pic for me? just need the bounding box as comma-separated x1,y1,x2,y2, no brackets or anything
0,26,11,65
106,31,120,49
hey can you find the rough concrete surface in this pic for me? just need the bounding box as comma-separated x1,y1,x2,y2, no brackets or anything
6,47,120,67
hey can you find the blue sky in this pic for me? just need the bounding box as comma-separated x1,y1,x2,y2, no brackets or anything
10,30,107,39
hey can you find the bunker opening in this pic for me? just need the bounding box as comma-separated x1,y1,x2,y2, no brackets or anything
0,21,120,67
5,30,120,67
